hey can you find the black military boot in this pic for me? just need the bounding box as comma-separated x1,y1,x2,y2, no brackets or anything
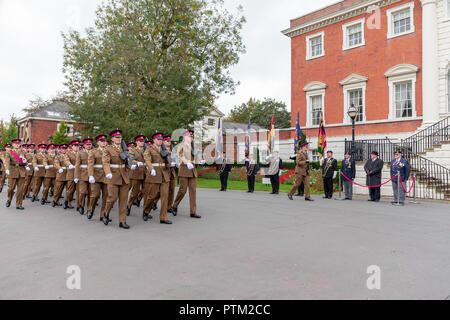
6,200,11,208
152,203,158,211
41,199,46,205
86,211,93,220
78,206,85,215
32,196,38,202
126,206,131,216
190,214,201,219
63,201,68,209
119,222,130,229
160,220,173,225
103,215,110,226
171,207,177,216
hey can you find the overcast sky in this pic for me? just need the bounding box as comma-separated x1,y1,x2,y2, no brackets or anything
0,0,336,122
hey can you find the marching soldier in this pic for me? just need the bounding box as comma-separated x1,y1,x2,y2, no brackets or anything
23,144,36,199
41,144,57,205
86,134,109,220
320,150,337,199
102,129,133,229
0,148,7,193
171,130,203,219
142,132,171,224
75,137,94,215
32,144,48,202
163,135,178,215
288,142,314,201
126,135,146,216
4,139,29,209
53,144,69,207
64,140,79,209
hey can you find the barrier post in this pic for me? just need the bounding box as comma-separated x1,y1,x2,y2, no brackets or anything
335,170,345,201
410,173,419,204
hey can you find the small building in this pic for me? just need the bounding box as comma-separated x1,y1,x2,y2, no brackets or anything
17,101,81,144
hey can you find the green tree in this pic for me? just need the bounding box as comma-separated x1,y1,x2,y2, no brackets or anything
62,0,246,142
226,98,291,129
0,116,19,150
52,121,71,145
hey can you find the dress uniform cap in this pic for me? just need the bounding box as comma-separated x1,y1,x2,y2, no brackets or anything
48,144,57,149
152,132,164,140
145,140,153,145
134,134,146,142
83,137,94,144
38,144,48,149
163,135,172,141
300,142,309,147
70,140,81,146
95,134,108,141
127,142,136,148
110,129,122,138
60,144,69,149
11,138,22,144
5,144,12,148
184,130,194,137
28,144,36,148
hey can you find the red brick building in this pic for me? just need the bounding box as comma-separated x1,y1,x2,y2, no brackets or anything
17,101,81,144
282,0,428,157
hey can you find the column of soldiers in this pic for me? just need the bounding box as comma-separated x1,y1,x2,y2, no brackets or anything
1,129,203,229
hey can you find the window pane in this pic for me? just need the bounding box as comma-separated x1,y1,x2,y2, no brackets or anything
348,89,364,122
310,36,322,57
394,81,413,118
311,95,322,125
347,24,362,47
393,9,411,34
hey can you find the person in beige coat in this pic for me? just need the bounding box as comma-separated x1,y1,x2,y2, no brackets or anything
171,130,204,218
288,142,314,201
4,139,29,209
32,144,48,202
41,144,57,205
102,129,134,229
53,144,70,207
75,137,94,215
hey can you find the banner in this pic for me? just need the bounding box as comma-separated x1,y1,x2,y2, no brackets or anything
294,112,301,152
216,118,222,154
317,112,326,157
245,119,251,156
267,112,275,155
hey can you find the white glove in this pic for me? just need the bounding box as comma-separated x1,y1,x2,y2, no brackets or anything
45,165,50,170
151,169,156,176
5,170,9,175
333,172,337,179
74,178,79,184
34,167,39,172
89,176,96,184
131,164,137,171
171,162,176,167
69,165,75,170
106,173,113,180
25,167,31,172
265,156,270,161
58,168,64,174
137,162,143,167
245,158,250,162
200,160,206,165
187,162,194,170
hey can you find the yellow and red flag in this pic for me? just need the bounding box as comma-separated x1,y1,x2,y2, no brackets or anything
267,112,275,155
317,112,327,157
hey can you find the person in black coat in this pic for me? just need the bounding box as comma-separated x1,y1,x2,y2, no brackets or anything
321,150,338,199
341,151,356,200
246,154,258,193
216,152,232,191
364,151,384,202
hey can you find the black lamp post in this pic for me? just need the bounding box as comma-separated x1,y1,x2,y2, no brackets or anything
347,105,359,158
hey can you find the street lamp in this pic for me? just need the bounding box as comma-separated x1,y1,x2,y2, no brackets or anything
347,105,359,158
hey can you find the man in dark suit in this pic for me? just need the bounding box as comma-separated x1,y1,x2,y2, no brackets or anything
217,151,232,191
364,151,384,202
321,150,338,199
341,151,356,200
390,150,410,206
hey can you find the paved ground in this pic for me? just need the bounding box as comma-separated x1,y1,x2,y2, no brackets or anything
1,188,450,300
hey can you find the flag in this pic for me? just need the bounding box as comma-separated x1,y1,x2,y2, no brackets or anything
24,120,30,143
216,118,222,154
294,112,302,152
245,119,251,156
317,112,327,157
267,112,275,155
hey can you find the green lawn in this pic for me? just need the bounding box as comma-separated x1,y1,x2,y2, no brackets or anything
196,178,323,194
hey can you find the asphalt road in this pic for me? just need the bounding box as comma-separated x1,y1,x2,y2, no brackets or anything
1,188,450,300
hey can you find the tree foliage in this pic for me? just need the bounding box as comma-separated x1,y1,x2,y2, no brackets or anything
226,98,291,129
0,116,19,150
62,0,246,141
52,121,71,145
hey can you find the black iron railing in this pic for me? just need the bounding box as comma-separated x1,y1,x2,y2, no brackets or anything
345,137,450,200
401,117,450,155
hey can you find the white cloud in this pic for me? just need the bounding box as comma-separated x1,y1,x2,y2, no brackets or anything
0,0,336,122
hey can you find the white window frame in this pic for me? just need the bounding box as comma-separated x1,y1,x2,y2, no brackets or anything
306,31,325,60
306,89,325,127
310,149,320,162
343,83,366,124
386,2,415,39
207,118,215,127
57,123,74,136
342,18,365,51
387,74,417,120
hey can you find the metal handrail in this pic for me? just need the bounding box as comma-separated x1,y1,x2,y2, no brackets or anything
401,117,450,154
